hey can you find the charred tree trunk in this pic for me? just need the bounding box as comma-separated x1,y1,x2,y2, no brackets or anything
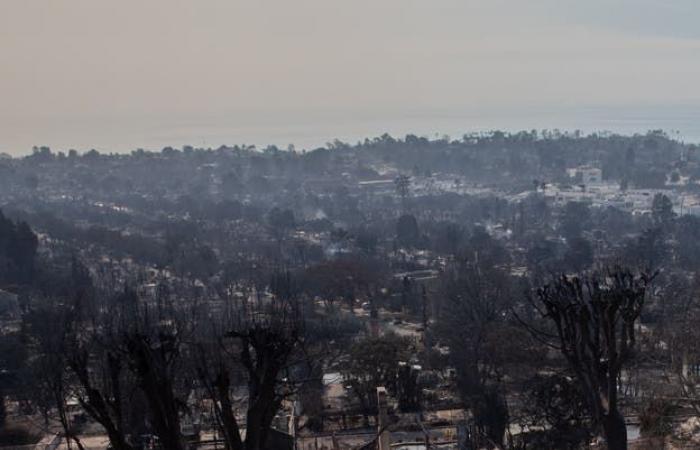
532,269,650,450
126,335,185,450
222,323,298,450
69,351,135,450
240,330,288,450
602,410,627,450
215,370,244,450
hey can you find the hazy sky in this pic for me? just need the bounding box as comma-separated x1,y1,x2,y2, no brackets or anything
2,1,700,154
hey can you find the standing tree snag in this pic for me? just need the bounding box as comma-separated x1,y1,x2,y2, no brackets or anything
195,274,307,450
66,286,193,450
436,260,514,448
534,268,651,450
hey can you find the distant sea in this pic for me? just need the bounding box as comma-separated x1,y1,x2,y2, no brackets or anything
2,104,699,156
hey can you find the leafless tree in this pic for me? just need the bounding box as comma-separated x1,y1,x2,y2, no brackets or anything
435,260,517,448
194,273,309,450
24,298,86,450
531,267,652,450
34,282,197,450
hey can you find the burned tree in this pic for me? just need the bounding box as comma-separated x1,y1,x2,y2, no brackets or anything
342,334,410,426
194,274,308,450
44,282,194,450
435,260,515,448
123,333,186,450
24,301,87,450
23,259,97,450
66,312,135,450
62,262,135,450
533,268,651,450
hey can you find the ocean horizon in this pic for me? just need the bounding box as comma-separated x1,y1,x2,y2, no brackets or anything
3,105,700,156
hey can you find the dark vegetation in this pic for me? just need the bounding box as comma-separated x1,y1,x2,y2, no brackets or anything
1,131,699,449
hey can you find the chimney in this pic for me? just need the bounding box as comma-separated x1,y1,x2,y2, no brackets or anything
377,387,390,450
